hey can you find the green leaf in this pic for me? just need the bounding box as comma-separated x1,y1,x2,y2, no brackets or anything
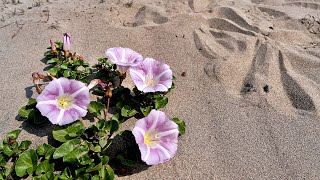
15,149,38,177
0,154,6,167
59,167,72,179
18,106,32,119
63,70,71,77
35,160,54,175
86,162,102,173
4,164,14,177
36,144,55,160
66,121,85,137
140,106,152,116
60,63,68,70
27,99,37,107
52,121,85,142
92,175,100,180
154,96,168,109
116,154,136,167
88,101,105,118
19,140,32,151
63,146,89,164
7,129,22,139
106,119,119,133
52,128,69,143
53,139,80,159
172,118,186,135
99,164,114,179
47,67,60,77
121,105,138,117
3,145,14,156
46,58,60,65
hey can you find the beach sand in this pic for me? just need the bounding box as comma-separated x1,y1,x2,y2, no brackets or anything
1,0,320,179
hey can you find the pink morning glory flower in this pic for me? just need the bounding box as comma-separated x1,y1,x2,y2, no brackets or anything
36,78,90,126
63,33,71,51
105,47,143,74
129,58,172,93
132,109,179,165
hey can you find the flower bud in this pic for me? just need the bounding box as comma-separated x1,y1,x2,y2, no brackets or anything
106,83,112,99
50,39,58,57
63,33,71,51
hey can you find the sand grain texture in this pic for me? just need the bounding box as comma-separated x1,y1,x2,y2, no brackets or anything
1,0,320,179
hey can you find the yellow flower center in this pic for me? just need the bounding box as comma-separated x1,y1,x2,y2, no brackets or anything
57,96,73,109
144,131,159,147
145,76,159,87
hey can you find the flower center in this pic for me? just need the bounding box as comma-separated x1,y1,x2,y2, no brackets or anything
57,96,73,109
145,76,159,87
144,131,159,147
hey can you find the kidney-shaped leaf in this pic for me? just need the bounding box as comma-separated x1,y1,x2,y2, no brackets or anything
15,149,38,177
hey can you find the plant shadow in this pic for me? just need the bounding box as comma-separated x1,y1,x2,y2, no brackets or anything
18,119,55,145
106,133,150,176
25,86,33,99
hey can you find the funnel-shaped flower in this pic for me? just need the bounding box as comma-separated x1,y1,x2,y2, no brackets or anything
132,109,179,165
36,78,90,126
129,58,172,93
63,33,71,51
105,47,143,74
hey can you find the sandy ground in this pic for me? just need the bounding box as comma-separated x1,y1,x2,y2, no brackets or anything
1,0,320,179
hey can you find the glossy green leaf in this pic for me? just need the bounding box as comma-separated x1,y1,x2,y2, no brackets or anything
7,129,22,140
63,70,71,77
36,144,55,160
172,118,186,135
140,106,152,116
59,167,72,180
35,160,54,175
18,106,33,119
46,58,60,65
60,63,68,70
86,161,102,173
47,67,60,77
53,139,80,159
5,164,14,176
3,145,13,156
63,146,89,164
15,149,38,177
88,101,105,118
53,121,84,142
92,175,100,180
0,154,6,167
121,105,138,117
19,140,32,151
106,120,119,133
154,96,168,109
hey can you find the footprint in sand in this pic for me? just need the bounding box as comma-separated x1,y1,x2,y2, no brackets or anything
194,5,320,116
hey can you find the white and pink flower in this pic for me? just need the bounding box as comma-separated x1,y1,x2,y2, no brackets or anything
132,109,179,165
36,78,90,126
129,58,172,93
105,47,143,74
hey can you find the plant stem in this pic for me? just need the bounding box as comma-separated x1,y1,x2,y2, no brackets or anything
105,97,110,121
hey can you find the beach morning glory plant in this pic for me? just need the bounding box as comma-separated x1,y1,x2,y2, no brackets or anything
6,34,185,179
132,110,179,165
130,58,173,93
105,47,143,74
36,77,90,125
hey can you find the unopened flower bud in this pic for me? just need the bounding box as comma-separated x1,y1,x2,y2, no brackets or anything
63,33,71,51
50,39,58,57
106,83,112,99
63,33,71,59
